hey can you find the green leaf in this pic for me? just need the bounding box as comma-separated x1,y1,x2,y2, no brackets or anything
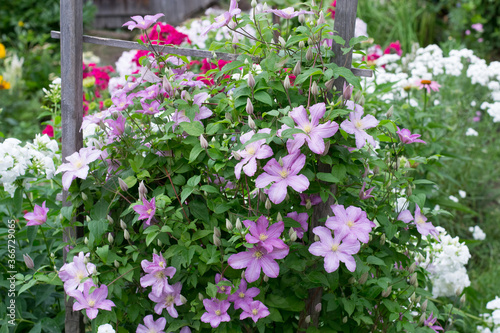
193,229,213,241
294,68,323,85
349,35,369,47
187,175,201,187
367,255,386,266
307,271,330,287
254,91,274,106
189,145,204,163
214,203,232,214
96,245,109,264
18,278,36,295
317,172,340,183
146,231,158,246
190,200,210,223
342,298,355,316
219,60,245,75
88,219,108,243
180,186,194,202
180,122,204,136
200,185,219,193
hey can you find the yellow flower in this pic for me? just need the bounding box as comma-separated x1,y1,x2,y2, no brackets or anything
18,21,24,27
0,43,5,59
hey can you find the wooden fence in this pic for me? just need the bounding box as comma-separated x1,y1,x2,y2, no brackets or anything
54,0,371,331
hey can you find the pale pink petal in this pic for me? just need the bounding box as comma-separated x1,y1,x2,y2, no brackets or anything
309,102,326,126
286,175,309,193
268,180,288,204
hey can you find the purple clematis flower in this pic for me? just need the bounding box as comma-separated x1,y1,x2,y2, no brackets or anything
325,205,375,244
287,103,339,154
228,245,289,283
398,204,439,240
215,273,232,295
424,312,444,332
227,279,260,310
299,193,322,207
138,100,163,115
234,129,273,179
286,212,309,239
122,13,165,31
25,201,49,226
359,182,375,200
240,300,270,323
133,197,156,226
136,315,166,333
148,282,185,317
59,252,96,292
136,83,160,101
255,151,310,204
309,226,361,273
243,215,286,253
56,147,102,190
340,101,379,149
172,92,213,131
200,299,231,328
202,0,241,36
105,115,126,143
68,282,115,320
264,7,314,19
396,127,426,144
140,253,176,296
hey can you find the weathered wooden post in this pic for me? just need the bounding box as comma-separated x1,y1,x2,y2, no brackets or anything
60,0,84,331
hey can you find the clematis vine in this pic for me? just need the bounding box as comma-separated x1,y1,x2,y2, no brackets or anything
68,282,115,320
122,13,165,31
243,215,286,252
140,253,176,297
398,204,439,240
233,129,273,180
200,299,231,328
286,103,339,155
227,279,260,310
133,197,156,226
136,315,166,333
56,147,102,190
202,0,241,36
309,226,361,273
340,101,379,149
396,127,426,144
255,151,310,204
325,205,375,243
24,201,49,226
172,92,212,130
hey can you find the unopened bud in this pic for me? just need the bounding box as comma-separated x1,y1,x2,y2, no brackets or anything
214,227,221,238
381,285,392,297
419,313,426,325
279,36,286,48
247,73,255,88
348,277,356,284
225,112,232,121
321,141,330,156
276,212,283,222
84,237,88,245
213,234,221,247
288,228,295,237
263,275,269,282
200,135,209,149
293,61,301,77
235,218,242,231
180,295,187,304
386,105,394,118
226,219,233,230
380,234,386,245
343,316,348,323
124,229,130,240
310,81,319,96
325,78,335,91
460,294,466,305
315,303,322,312
139,181,148,201
421,299,428,312
81,192,88,201
120,219,127,230
408,262,417,274
23,254,34,269
246,98,254,115
317,11,326,25
228,20,237,30
416,296,421,304
153,248,158,254
358,95,365,106
305,315,311,324
162,76,173,95
118,178,128,191
298,14,305,24
241,270,246,279
306,47,314,61
410,272,417,286
157,239,162,246
290,230,297,242
278,157,283,167
343,82,353,100
233,151,241,160
198,293,204,302
265,198,272,210
410,292,416,303
108,233,114,244
407,185,413,196
314,235,320,242
248,116,256,130
114,260,120,268
299,41,305,49
358,272,368,285
107,215,114,224
283,75,291,90
306,200,312,210
251,0,257,7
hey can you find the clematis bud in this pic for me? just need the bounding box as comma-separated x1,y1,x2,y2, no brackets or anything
108,233,114,244
246,98,254,115
348,277,356,284
228,21,237,30
325,78,335,91
183,91,192,103
343,316,348,323
305,315,311,324
410,292,416,303
283,75,291,90
232,151,241,160
263,275,269,282
315,303,322,313
317,11,326,25
139,181,148,201
180,295,187,304
321,141,330,156
358,272,368,285
226,219,233,230
343,82,353,100
460,294,466,305
265,198,272,210
408,262,417,274
162,76,173,95
247,73,255,88
276,213,283,222
198,293,204,302
419,313,426,325
81,192,88,201
306,47,314,61
380,234,386,245
120,219,127,229
214,227,221,238
386,105,394,118
157,239,162,246
251,0,257,7
200,135,209,149
241,270,246,279
299,41,305,49
290,230,297,242
421,299,428,312
310,81,319,96
288,228,295,237
262,3,269,11
381,285,392,297
416,296,421,304
298,14,305,24
248,116,256,130
314,235,320,242
107,215,114,224
118,178,128,191
410,272,417,286
23,254,34,269
213,234,221,247
293,61,301,77
278,36,286,48
124,229,130,240
84,237,88,245
114,260,120,268
306,200,312,210
278,157,283,167
407,185,413,196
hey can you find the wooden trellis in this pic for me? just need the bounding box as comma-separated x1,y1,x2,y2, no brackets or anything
54,0,369,331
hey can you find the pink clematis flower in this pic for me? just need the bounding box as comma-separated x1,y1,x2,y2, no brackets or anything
68,282,115,320
148,282,185,317
56,147,102,190
138,100,163,115
201,299,231,328
133,197,156,226
398,204,439,240
215,273,232,295
359,182,375,200
396,127,426,144
172,92,213,131
136,315,166,333
59,252,96,292
299,193,322,207
264,7,314,19
240,300,270,323
416,79,441,94
24,201,49,226
325,205,375,244
228,245,289,283
340,101,379,149
255,151,310,204
424,312,444,332
202,0,241,36
309,226,361,273
243,215,286,253
286,212,309,239
140,253,176,297
471,23,483,32
234,129,273,179
122,13,165,31
287,103,339,154
227,279,260,310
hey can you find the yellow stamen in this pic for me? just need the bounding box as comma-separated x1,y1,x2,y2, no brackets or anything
303,124,312,134
347,221,354,227
355,120,363,130
239,292,245,298
246,146,256,155
279,169,289,178
331,244,339,252
88,300,95,307
146,209,153,215
165,295,174,306
253,251,263,259
252,308,259,315
259,234,268,241
215,310,222,316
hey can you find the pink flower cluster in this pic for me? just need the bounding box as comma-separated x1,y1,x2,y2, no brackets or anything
309,205,375,273
58,252,115,320
363,41,403,66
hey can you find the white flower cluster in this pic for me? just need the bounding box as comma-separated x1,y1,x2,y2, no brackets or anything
97,324,116,333
418,227,471,298
477,297,500,333
469,225,486,241
0,135,60,197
